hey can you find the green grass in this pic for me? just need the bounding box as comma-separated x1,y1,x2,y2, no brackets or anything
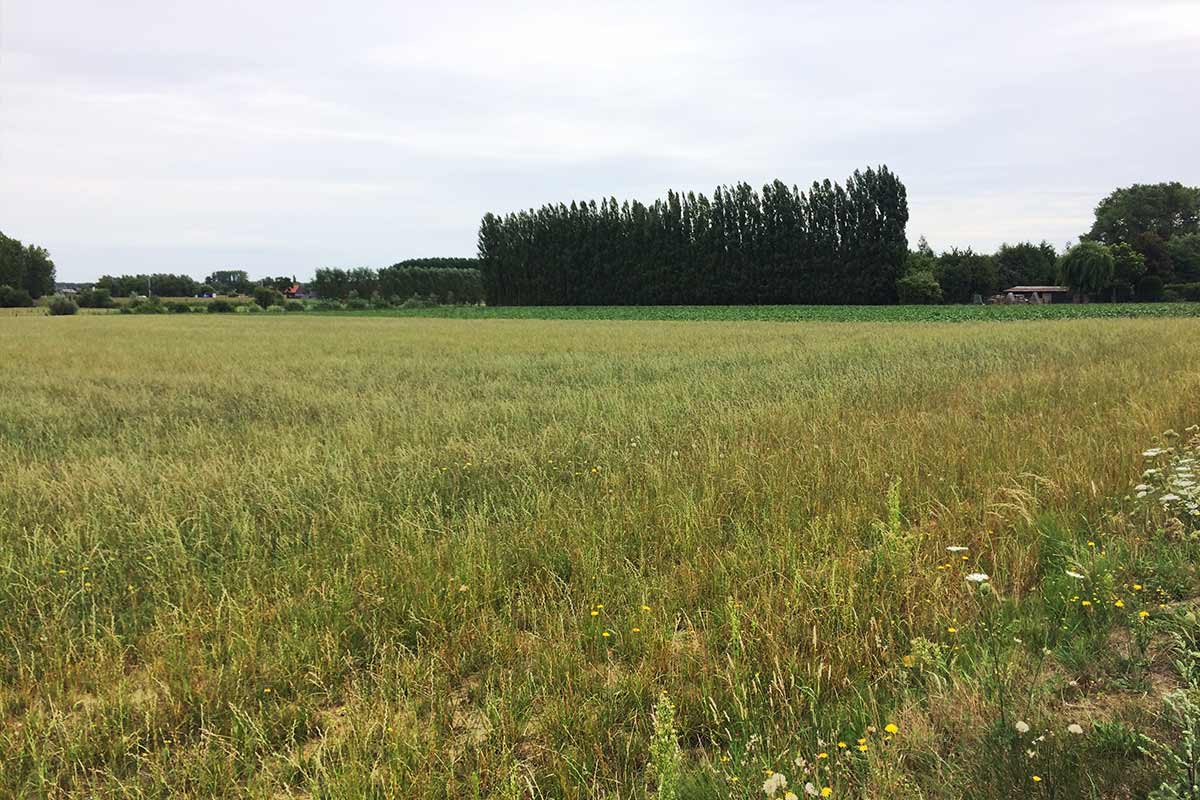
2,314,1200,798
314,301,1200,323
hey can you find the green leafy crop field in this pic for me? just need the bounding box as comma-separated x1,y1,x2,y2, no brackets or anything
329,302,1200,323
3,314,1200,798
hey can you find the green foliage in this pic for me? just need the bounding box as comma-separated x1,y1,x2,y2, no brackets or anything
0,231,56,298
1168,234,1200,281
1165,283,1200,302
1107,242,1148,301
97,273,200,298
207,299,235,313
166,301,192,313
995,241,1057,288
478,166,909,305
312,267,483,304
205,270,252,295
253,285,284,309
391,257,479,270
896,270,942,304
1138,274,1165,302
1088,183,1200,248
128,296,166,314
650,692,681,800
0,284,34,307
934,248,998,302
46,295,78,316
1058,242,1115,300
284,300,304,312
75,287,114,308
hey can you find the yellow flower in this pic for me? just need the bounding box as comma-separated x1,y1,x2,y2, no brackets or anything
947,626,958,634
857,738,866,745
596,604,604,609
263,688,272,694
884,723,898,734
1031,775,1041,782
1114,600,1125,608
817,752,828,759
642,605,652,612
631,627,641,633
1134,584,1143,591
1080,600,1091,607
590,610,599,617
837,741,847,749
857,744,868,752
602,631,610,638
1087,541,1095,547
1139,610,1150,619
821,789,832,798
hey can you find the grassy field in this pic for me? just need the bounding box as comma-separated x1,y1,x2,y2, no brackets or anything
3,314,1200,798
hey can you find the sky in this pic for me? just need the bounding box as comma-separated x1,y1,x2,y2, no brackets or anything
2,1,1199,283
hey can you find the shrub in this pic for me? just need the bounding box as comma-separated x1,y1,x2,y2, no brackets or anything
76,287,115,308
47,295,79,316
253,285,284,309
208,299,235,313
266,304,285,313
1165,282,1200,302
345,297,370,310
284,300,305,312
244,303,262,313
400,294,438,309
0,285,34,308
129,296,166,314
1136,274,1164,302
166,301,192,313
313,300,342,311
896,271,943,304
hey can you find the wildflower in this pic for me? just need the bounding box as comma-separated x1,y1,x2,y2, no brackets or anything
822,789,832,798
56,569,66,575
866,726,876,735
642,605,652,612
1134,484,1151,492
884,723,898,734
1031,775,1041,782
1081,600,1092,607
1161,493,1181,502
947,626,958,634
836,741,847,749
965,573,989,583
1114,600,1125,608
946,546,968,552
786,792,799,800
602,631,610,638
1087,541,1095,547
1139,610,1150,619
857,738,866,745
631,627,641,633
596,604,604,609
803,785,817,798
1015,720,1030,734
1134,584,1143,591
263,688,272,694
1065,570,1085,579
1143,448,1164,457
857,743,868,752
763,772,788,797
1067,723,1083,735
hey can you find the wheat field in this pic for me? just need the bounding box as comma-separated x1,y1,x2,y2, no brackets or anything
3,314,1200,798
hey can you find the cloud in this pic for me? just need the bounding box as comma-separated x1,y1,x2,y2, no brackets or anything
1,0,1198,280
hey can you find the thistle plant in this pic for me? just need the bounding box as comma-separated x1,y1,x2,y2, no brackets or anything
650,691,682,800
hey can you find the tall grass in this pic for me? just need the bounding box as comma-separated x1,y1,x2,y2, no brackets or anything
2,315,1199,797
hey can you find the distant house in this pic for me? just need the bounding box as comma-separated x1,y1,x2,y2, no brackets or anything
998,286,1073,304
283,283,306,299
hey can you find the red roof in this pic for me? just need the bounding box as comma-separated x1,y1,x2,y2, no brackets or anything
285,283,302,295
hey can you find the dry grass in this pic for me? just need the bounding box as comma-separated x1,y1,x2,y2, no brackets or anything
2,314,1200,798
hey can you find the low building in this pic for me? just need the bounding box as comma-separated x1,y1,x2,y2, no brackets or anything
999,285,1073,304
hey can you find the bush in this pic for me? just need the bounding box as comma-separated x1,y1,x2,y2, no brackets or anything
896,271,943,304
76,287,115,308
313,300,343,311
166,301,192,313
266,304,285,313
345,297,370,310
253,285,284,309
1165,282,1200,302
1136,274,1164,302
400,294,438,309
243,303,262,313
0,285,34,308
284,300,305,312
47,295,79,316
129,296,166,314
208,299,235,313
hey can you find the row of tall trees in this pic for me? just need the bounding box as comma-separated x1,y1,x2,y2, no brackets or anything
310,265,484,303
477,166,909,305
95,273,203,297
1084,182,1200,284
0,230,56,299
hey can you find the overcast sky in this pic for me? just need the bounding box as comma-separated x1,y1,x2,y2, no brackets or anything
2,1,1199,282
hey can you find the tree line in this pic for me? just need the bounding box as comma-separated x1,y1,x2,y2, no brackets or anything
0,230,55,306
896,182,1200,304
310,264,484,304
477,166,909,305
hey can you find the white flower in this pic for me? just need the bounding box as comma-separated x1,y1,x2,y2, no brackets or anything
1067,723,1083,735
1144,448,1164,457
763,772,787,797
1015,720,1030,733
965,572,990,583
1137,491,1149,498
946,546,969,552
1134,484,1152,492
804,783,818,797
1065,570,1086,579
1162,494,1181,502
